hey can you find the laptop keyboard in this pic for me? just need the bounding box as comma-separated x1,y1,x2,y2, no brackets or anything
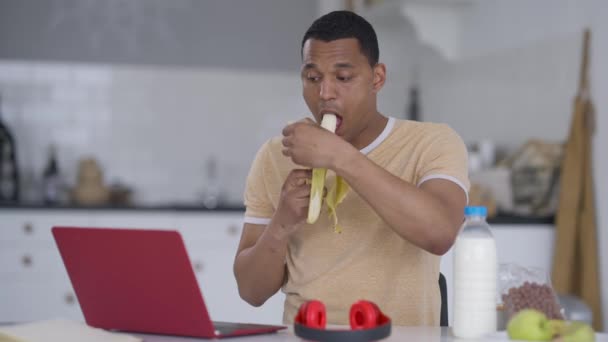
213,321,277,335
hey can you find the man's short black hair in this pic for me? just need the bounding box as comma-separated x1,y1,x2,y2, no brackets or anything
301,10,379,66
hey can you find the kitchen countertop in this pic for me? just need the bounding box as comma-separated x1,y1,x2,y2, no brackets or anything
0,202,554,225
133,326,607,341
0,202,246,212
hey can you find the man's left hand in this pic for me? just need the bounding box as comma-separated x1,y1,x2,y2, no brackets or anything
281,118,347,169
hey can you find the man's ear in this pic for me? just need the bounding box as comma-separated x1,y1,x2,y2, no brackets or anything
371,63,386,93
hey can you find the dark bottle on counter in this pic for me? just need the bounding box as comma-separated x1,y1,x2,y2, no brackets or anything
407,85,420,121
42,145,61,205
0,94,20,202
201,156,221,208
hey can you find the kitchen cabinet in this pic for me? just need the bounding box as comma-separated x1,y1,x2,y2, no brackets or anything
1,208,552,326
174,212,285,325
0,210,91,322
0,209,285,325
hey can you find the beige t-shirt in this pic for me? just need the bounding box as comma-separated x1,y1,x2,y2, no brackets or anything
243,117,469,326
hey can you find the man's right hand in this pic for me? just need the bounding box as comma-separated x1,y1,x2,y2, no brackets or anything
271,169,313,236
234,169,314,306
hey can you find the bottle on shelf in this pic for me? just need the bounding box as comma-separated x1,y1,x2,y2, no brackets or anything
201,156,222,208
42,144,61,205
0,93,20,202
406,85,420,121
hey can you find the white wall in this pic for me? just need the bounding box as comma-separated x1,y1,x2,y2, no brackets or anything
0,0,316,71
424,0,608,330
0,10,430,207
460,1,590,59
368,11,424,120
422,33,580,147
0,62,307,205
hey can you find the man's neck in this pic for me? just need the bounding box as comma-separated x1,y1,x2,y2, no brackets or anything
351,112,389,151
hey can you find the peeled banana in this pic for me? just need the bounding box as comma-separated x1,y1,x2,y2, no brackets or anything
307,114,337,224
306,114,350,233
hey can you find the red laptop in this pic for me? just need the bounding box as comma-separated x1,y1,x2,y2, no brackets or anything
51,226,286,338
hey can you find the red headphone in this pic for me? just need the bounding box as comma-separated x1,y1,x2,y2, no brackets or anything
294,299,391,341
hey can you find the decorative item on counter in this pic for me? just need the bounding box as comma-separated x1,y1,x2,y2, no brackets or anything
42,144,62,205
71,158,109,206
470,167,513,215
468,151,483,174
467,140,496,173
478,140,496,169
0,93,20,202
498,140,563,217
468,183,498,218
108,180,133,206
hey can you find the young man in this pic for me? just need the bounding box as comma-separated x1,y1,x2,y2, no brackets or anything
233,11,469,326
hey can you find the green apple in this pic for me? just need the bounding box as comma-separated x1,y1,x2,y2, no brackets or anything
561,321,595,342
507,309,553,341
548,319,567,336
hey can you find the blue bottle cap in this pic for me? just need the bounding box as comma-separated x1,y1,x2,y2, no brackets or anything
464,206,487,217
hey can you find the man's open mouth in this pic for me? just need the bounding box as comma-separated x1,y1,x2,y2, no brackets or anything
320,111,343,132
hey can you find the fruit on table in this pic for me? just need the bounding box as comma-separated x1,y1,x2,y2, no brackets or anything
507,309,595,341
548,319,567,336
559,321,595,342
507,309,554,341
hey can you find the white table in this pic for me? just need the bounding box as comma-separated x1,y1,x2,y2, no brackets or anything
134,326,608,341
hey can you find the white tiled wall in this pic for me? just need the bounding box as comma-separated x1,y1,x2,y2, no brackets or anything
0,61,307,205
0,14,588,209
421,32,581,148
0,17,421,207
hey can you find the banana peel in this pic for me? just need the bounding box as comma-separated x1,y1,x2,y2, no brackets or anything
325,175,350,233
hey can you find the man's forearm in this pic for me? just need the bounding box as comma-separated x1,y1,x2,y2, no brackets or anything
334,148,460,255
234,222,289,306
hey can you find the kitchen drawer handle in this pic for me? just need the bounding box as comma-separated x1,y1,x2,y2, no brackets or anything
226,224,239,237
23,223,34,235
21,254,33,267
193,261,204,274
64,293,76,305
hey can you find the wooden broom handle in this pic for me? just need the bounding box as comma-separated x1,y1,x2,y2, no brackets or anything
578,29,591,95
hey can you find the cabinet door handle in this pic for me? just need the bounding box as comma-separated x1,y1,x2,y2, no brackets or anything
64,293,76,305
21,254,33,267
227,224,239,237
193,261,204,274
23,223,34,235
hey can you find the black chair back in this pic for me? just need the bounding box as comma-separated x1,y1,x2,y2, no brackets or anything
439,273,448,327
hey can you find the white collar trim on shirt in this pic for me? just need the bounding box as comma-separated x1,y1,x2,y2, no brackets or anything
359,116,396,155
